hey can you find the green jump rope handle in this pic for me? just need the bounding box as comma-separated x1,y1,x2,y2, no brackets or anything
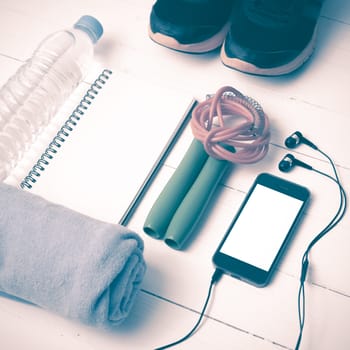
143,139,209,239
163,155,231,250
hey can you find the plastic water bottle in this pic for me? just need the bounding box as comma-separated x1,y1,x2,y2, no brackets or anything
0,15,103,181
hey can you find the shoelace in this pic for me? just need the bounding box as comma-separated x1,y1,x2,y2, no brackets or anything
190,86,270,164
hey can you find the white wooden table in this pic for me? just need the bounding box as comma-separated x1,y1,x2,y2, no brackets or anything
0,1,349,349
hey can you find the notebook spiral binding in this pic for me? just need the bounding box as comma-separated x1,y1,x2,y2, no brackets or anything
21,69,112,189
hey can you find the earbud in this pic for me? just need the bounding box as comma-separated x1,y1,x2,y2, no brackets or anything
285,131,318,150
278,153,313,172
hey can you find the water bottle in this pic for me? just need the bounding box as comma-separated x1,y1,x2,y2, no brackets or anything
0,15,103,181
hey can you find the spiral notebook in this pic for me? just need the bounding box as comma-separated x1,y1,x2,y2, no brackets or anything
5,69,196,225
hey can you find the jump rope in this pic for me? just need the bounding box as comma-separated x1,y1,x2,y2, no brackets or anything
152,87,347,350
143,86,270,249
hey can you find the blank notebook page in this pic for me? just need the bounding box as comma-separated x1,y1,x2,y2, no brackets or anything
22,72,192,224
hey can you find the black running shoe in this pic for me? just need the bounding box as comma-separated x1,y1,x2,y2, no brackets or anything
221,0,324,75
149,0,235,53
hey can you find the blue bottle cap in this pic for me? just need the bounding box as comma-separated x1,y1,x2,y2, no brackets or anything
74,15,103,43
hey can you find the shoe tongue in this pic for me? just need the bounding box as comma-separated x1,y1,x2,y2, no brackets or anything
156,0,231,26
245,0,298,27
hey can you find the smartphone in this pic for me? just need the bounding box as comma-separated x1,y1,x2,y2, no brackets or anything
213,173,310,287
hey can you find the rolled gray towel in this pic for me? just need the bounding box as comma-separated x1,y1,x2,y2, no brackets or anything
0,182,146,327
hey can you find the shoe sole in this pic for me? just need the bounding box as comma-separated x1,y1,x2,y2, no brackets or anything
148,21,231,53
220,25,318,76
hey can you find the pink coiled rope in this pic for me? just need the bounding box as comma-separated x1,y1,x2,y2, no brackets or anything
190,86,270,163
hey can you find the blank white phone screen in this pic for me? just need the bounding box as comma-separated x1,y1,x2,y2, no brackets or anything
220,184,304,271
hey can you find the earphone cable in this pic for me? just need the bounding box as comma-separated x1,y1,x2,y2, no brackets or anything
154,269,223,350
295,148,347,350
